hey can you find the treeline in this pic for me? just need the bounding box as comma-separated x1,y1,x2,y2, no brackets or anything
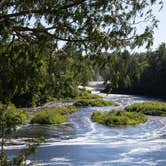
1,40,166,107
95,43,166,98
0,41,94,107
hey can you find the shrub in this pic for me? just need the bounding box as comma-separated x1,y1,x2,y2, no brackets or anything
30,106,77,124
0,103,29,125
91,110,147,126
74,99,118,107
125,101,166,116
30,111,67,124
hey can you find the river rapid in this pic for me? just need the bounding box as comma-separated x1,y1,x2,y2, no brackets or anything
7,89,166,166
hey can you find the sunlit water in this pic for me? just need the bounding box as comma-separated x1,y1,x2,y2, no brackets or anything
7,91,166,166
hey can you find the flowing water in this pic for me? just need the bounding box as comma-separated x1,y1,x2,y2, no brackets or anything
7,90,166,166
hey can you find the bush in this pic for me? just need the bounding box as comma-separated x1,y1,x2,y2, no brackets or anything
0,103,29,165
91,110,147,126
30,106,77,124
76,89,102,99
30,111,67,124
74,99,118,107
125,101,166,116
0,103,29,125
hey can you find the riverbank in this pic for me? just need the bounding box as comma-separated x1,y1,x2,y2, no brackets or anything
21,100,73,114
20,86,102,113
20,86,115,114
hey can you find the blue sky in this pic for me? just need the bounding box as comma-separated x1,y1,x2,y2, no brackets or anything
153,3,166,50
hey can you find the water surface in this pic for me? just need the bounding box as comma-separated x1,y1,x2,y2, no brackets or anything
7,92,166,166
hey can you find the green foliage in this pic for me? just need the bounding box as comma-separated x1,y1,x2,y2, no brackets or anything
74,99,118,107
91,110,147,126
125,102,166,116
0,0,162,52
31,112,67,125
0,103,29,165
0,103,29,131
0,42,94,107
100,43,166,98
30,106,78,124
138,43,166,97
76,89,102,100
99,50,147,93
0,0,163,163
0,0,163,107
74,89,116,107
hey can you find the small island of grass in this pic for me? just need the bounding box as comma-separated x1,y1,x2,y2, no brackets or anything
57,89,102,102
76,89,102,100
30,106,78,124
91,110,147,126
74,99,118,107
125,101,166,116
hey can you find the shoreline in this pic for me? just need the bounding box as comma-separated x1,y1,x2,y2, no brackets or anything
21,101,73,114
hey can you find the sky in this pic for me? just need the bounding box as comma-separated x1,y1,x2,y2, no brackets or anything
152,3,166,50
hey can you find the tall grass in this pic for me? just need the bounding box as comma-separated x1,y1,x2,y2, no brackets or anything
76,89,102,99
91,110,147,126
125,102,166,116
74,99,118,107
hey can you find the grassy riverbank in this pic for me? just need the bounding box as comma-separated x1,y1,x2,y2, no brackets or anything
74,99,118,107
76,89,102,100
91,110,147,126
125,101,166,116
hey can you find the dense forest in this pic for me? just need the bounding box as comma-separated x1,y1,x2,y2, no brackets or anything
1,41,166,109
0,42,94,107
98,43,166,98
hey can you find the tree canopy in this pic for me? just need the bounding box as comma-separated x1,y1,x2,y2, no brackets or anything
0,0,163,52
0,40,94,106
99,43,166,98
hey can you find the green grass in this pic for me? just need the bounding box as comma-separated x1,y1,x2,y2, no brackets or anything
74,99,118,107
30,106,78,124
91,110,147,126
125,101,166,116
76,89,102,99
55,89,102,102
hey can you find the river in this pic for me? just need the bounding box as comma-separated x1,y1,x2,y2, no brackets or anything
7,89,166,166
